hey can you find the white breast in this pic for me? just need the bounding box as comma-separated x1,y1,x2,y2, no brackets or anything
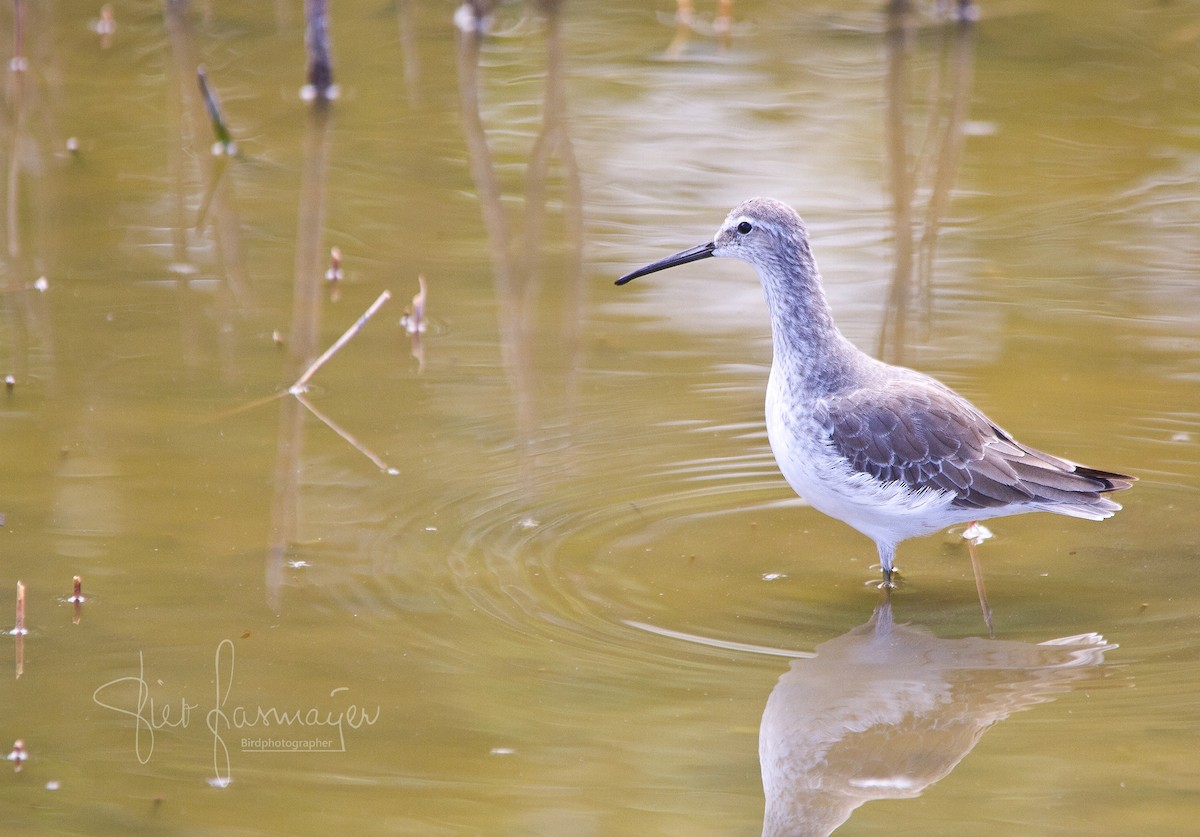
764,367,967,547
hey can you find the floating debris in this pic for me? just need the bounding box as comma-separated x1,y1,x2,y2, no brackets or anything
325,246,343,302
676,0,694,27
33,276,48,292
401,275,427,335
454,1,494,35
964,120,999,137
91,4,116,48
401,276,428,372
325,246,343,283
65,137,80,155
272,329,285,347
4,375,13,392
7,740,27,772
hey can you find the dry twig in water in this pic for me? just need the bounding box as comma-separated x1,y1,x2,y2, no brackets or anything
291,290,391,393
211,292,396,472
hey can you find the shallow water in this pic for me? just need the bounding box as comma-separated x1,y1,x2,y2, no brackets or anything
1,1,1198,834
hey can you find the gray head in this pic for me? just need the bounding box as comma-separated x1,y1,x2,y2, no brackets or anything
615,198,816,287
616,198,846,379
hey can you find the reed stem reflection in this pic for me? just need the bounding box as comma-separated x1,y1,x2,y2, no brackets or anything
455,0,585,495
879,9,977,366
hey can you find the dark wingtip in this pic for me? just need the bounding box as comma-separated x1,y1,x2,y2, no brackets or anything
1075,465,1136,493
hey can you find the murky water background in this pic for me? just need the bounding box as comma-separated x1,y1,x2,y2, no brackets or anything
2,1,1198,834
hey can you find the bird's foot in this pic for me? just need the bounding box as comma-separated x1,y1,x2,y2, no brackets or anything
868,567,901,590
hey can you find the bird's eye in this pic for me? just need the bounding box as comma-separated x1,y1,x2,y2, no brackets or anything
737,221,752,235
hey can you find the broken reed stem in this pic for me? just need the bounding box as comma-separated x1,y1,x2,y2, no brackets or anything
196,66,236,154
13,581,26,636
303,0,336,101
11,0,26,72
12,582,24,678
967,539,994,639
290,290,391,393
72,576,84,625
70,576,85,626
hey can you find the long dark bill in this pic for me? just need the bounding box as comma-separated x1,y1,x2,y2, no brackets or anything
615,241,716,286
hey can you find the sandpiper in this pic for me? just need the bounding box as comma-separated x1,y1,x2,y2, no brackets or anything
617,198,1133,589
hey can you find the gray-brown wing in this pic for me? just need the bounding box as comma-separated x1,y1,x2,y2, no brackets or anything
814,383,1130,511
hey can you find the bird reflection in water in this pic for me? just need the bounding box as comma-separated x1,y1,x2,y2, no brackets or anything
760,600,1115,836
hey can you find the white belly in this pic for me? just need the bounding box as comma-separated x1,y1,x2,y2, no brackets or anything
764,372,971,547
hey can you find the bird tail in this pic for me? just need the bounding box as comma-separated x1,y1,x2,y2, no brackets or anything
1019,454,1135,520
1034,496,1123,521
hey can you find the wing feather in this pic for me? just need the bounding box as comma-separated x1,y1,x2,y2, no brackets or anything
814,377,1133,514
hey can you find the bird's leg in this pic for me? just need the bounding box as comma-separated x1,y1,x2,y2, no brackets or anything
877,543,899,589
966,522,994,638
879,573,895,613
